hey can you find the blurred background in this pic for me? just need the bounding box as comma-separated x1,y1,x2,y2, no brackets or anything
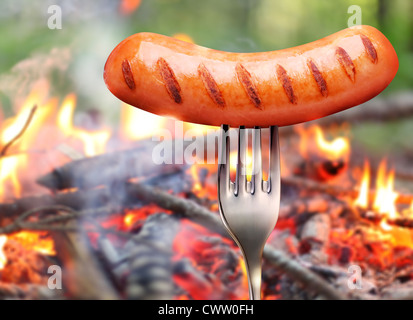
0,0,412,154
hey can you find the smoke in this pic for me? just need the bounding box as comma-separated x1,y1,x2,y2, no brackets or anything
0,47,72,111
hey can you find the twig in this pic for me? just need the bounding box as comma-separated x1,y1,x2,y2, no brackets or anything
0,105,37,157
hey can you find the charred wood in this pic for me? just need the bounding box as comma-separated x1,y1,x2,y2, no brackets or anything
123,213,180,300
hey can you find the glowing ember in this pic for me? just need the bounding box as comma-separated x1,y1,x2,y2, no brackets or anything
7,231,55,256
0,235,7,270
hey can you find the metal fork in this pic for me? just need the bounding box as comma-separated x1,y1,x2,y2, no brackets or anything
218,125,281,300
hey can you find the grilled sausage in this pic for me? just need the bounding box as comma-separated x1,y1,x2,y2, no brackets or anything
104,25,398,127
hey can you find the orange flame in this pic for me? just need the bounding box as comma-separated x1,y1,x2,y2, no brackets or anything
57,94,110,157
0,84,56,200
354,160,370,208
120,103,167,141
229,149,253,182
373,160,398,219
354,159,399,230
297,125,350,161
7,231,55,256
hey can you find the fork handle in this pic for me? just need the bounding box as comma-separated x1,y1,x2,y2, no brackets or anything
243,250,263,300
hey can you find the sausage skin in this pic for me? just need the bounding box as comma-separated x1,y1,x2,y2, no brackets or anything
104,25,398,127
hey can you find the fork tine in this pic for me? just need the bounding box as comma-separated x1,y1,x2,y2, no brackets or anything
268,126,280,194
218,124,231,193
251,126,262,194
235,126,247,195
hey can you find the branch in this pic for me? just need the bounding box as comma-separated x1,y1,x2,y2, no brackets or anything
0,105,37,157
279,92,413,136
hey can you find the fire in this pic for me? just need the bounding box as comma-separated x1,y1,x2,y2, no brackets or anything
120,103,167,141
0,235,7,270
354,159,398,217
373,160,398,219
354,159,401,231
0,231,55,271
354,160,370,208
0,84,56,200
7,231,55,256
229,149,253,182
297,124,350,161
57,94,110,157
313,126,349,160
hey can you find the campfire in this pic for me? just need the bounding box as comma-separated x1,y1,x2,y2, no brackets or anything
0,80,413,300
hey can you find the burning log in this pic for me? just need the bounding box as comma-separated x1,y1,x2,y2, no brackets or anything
0,283,56,300
123,213,180,300
0,178,345,299
51,222,119,300
123,182,345,300
36,143,186,190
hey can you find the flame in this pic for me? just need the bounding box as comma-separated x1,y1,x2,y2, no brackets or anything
0,235,7,270
354,159,399,230
354,160,370,208
0,84,56,200
190,165,203,196
229,149,253,181
297,125,349,161
7,231,55,256
314,126,349,160
57,94,110,157
120,103,166,141
373,160,398,219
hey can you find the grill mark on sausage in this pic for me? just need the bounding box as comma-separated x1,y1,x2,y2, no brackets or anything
198,63,226,108
360,34,378,64
235,63,261,109
157,57,182,104
307,59,328,97
122,59,136,90
276,65,297,104
335,47,356,82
